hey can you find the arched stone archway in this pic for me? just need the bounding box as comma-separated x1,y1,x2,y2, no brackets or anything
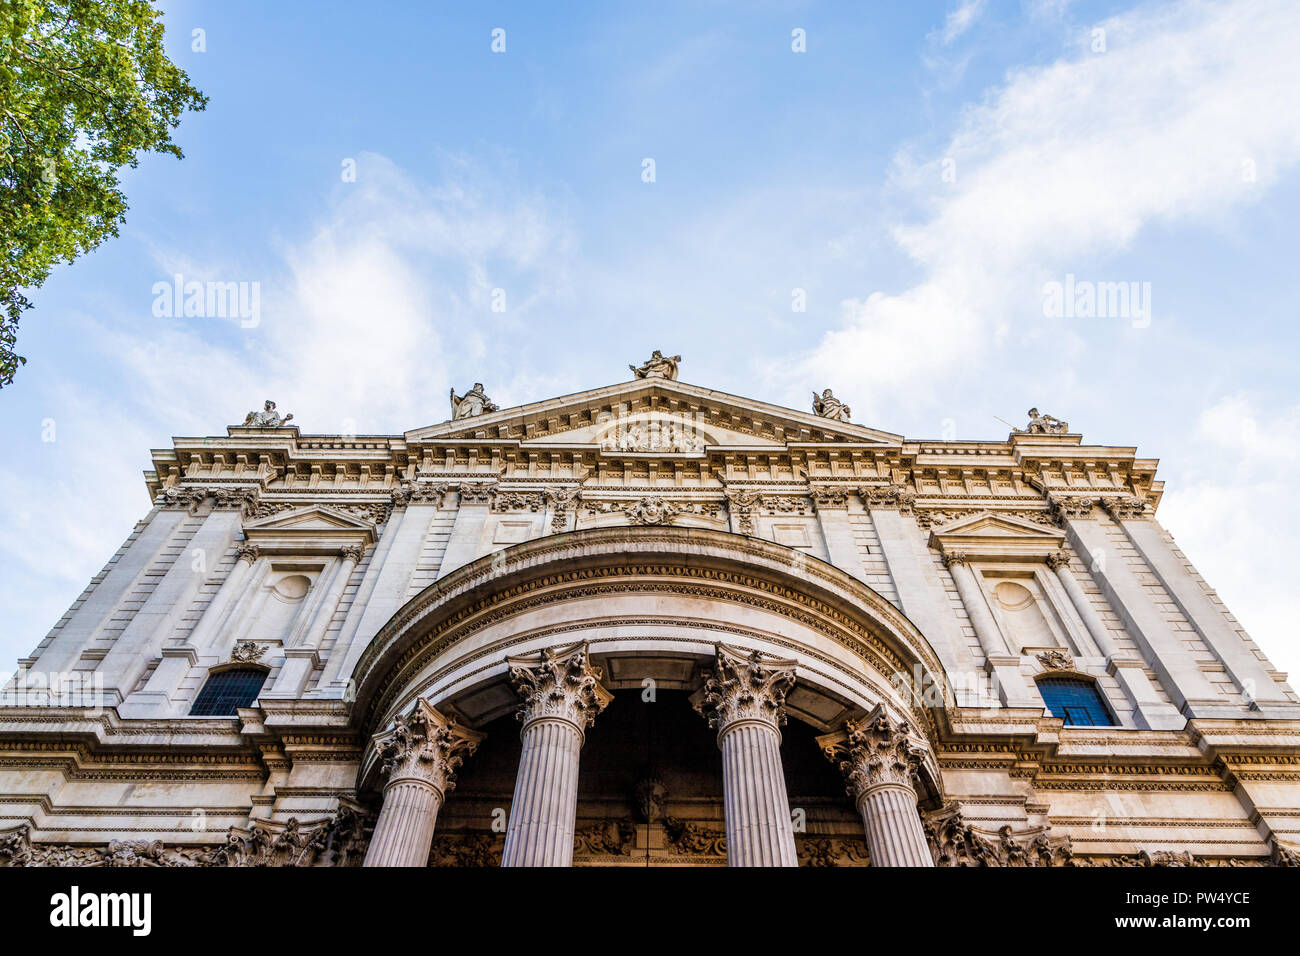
352,527,948,867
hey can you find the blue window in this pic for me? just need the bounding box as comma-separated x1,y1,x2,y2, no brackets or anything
190,668,267,716
1037,677,1114,726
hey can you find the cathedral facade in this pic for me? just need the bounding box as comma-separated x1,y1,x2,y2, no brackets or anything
2,357,1298,868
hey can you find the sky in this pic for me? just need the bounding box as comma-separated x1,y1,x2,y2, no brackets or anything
2,0,1298,685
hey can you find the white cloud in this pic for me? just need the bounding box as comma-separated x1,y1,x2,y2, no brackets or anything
0,153,578,667
1158,394,1300,683
938,0,987,46
799,0,1300,408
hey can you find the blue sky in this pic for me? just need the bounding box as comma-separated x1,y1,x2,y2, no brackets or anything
2,0,1299,681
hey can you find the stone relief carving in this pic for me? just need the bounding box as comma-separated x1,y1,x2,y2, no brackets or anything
545,486,581,533
428,831,503,867
457,482,496,505
1036,649,1075,672
0,806,370,868
1016,407,1068,435
242,399,294,428
391,482,448,509
574,819,636,856
507,643,613,730
662,817,727,857
797,837,871,867
584,496,721,526
449,383,498,420
229,640,268,664
602,420,704,453
1048,495,1097,522
491,490,546,513
1099,495,1148,520
1045,549,1072,570
698,645,797,733
809,486,851,509
634,777,667,823
811,388,851,422
923,805,1074,867
629,350,680,380
861,483,917,513
724,489,762,534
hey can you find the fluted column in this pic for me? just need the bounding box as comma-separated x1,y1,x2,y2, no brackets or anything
1046,551,1114,657
501,643,612,867
944,551,1036,705
698,644,799,867
818,705,934,867
363,699,484,868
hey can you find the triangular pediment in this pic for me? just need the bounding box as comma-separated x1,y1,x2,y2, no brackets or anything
243,505,376,532
405,377,902,448
931,511,1063,538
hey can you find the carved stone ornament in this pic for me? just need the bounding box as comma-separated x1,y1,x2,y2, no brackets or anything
1048,495,1097,522
809,486,851,509
916,508,1057,530
1099,495,1148,520
211,486,259,514
449,383,498,420
941,550,968,569
626,496,682,526
811,388,851,422
339,544,365,563
491,490,546,513
242,399,294,428
698,644,797,734
818,706,925,800
373,699,485,794
545,486,581,533
507,642,613,731
1045,550,1072,570
662,817,726,857
235,541,261,563
391,482,448,509
725,489,762,535
574,819,636,856
861,483,916,514
797,837,871,867
634,776,668,823
428,831,504,867
923,804,1074,867
158,486,207,513
457,482,496,505
229,640,268,664
1015,407,1068,435
1036,649,1075,672
628,349,680,380
0,806,371,868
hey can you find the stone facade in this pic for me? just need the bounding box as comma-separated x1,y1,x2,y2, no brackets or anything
2,369,1299,867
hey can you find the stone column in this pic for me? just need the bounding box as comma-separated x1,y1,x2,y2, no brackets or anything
501,643,612,867
943,551,1036,706
818,705,934,867
698,644,799,867
363,699,484,868
1046,551,1115,657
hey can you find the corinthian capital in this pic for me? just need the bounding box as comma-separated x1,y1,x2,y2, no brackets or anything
373,699,485,795
817,705,925,802
507,642,613,732
698,644,797,736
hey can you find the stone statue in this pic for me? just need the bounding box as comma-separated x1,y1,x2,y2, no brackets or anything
629,350,681,381
449,383,499,420
242,400,294,428
1019,408,1069,435
812,388,851,422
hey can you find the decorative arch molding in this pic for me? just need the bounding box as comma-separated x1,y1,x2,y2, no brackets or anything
348,527,955,749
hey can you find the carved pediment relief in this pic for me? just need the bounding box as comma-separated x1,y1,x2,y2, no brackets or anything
242,504,378,554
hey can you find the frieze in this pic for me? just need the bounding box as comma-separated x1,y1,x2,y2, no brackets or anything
574,819,636,856
797,836,871,866
0,805,370,868
428,831,504,867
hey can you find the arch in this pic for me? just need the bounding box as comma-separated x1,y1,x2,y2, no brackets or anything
348,526,954,784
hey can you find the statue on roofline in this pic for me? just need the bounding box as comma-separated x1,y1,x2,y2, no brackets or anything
629,350,680,381
450,383,498,420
